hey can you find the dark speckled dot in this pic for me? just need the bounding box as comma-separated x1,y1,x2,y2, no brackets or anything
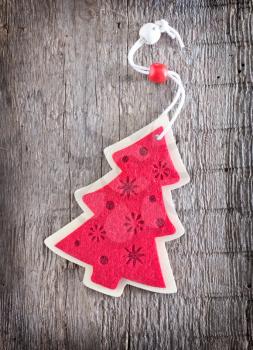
100,256,109,265
74,240,80,246
149,195,156,203
156,218,165,228
106,201,115,210
122,155,129,163
139,146,148,156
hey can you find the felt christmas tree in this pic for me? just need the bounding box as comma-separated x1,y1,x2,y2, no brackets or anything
45,115,189,296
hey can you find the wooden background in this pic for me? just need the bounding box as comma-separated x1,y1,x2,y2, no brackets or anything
0,0,252,349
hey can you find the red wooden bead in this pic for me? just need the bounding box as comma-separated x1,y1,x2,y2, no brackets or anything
148,63,168,84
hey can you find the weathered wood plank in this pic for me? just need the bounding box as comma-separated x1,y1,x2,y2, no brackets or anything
0,0,252,349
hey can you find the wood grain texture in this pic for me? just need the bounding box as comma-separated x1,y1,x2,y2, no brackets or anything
0,0,252,349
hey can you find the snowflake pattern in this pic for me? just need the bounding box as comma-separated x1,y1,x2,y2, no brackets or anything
124,212,144,234
88,224,106,242
118,176,138,198
152,160,170,180
124,245,145,266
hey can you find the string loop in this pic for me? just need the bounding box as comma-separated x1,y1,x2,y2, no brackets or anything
127,20,185,139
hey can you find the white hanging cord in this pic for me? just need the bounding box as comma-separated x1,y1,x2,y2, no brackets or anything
127,20,185,140
157,73,185,140
128,39,149,74
160,72,182,115
155,19,185,49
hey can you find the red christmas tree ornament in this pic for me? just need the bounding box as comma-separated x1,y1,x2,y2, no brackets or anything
45,116,189,296
45,20,189,296
148,63,168,84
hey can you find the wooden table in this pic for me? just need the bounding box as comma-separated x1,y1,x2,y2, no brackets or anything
0,1,252,349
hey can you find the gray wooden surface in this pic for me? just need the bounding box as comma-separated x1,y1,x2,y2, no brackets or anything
0,1,252,349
